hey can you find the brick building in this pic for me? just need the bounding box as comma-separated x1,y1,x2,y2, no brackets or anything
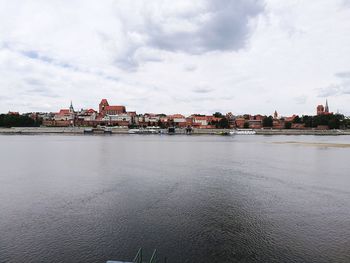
99,99,126,116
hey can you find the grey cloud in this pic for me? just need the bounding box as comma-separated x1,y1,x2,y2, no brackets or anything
219,95,235,101
341,0,350,7
192,87,213,93
104,75,120,82
318,71,350,97
116,0,265,69
16,48,77,70
24,78,43,86
6,44,120,83
293,95,307,104
0,95,11,102
318,84,350,97
21,50,56,64
146,0,264,54
184,65,197,72
335,71,350,78
22,78,59,98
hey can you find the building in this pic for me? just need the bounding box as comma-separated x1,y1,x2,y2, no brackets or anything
8,111,19,115
54,102,75,121
235,117,246,128
76,109,97,121
317,100,333,115
99,99,126,116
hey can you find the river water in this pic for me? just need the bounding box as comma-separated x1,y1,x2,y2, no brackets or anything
0,134,350,263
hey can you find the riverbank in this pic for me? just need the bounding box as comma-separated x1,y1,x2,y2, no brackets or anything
1,127,350,135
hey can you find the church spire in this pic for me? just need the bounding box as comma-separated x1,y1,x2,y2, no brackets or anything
69,101,74,113
325,99,329,113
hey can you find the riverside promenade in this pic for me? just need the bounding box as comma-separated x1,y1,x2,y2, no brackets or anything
1,127,350,135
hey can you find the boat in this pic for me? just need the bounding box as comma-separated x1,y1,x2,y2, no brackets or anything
83,127,112,134
84,128,93,134
168,127,176,134
230,129,256,135
103,127,112,134
128,127,160,134
216,131,230,135
128,128,140,134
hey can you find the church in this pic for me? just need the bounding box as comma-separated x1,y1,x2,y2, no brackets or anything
316,100,333,115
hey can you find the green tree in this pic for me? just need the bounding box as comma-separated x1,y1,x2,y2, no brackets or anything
243,122,250,129
157,119,166,129
213,112,223,118
293,115,301,123
0,114,40,127
345,118,350,129
216,117,229,129
262,116,273,127
285,122,292,129
301,115,312,128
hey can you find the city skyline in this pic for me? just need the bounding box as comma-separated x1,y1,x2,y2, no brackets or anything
3,98,338,118
2,98,344,131
1,0,350,115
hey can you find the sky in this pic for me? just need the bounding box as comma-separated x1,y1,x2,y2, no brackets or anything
0,0,350,116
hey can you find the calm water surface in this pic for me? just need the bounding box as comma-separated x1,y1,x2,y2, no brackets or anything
0,135,350,263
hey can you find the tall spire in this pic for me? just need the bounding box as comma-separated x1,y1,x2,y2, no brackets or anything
325,99,329,113
69,101,74,113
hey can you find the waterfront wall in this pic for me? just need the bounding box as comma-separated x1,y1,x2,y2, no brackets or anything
1,127,350,135
0,127,85,134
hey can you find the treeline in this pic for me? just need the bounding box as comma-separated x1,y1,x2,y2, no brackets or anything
0,114,42,127
263,114,349,129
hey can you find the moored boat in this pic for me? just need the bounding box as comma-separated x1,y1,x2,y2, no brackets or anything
230,129,256,135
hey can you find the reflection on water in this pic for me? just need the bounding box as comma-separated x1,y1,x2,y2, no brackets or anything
0,135,350,263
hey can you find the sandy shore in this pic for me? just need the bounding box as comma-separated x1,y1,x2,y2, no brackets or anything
272,141,350,148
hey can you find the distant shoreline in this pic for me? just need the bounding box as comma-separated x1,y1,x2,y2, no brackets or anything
1,127,350,136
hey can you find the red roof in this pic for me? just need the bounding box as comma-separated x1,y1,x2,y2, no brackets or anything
8,111,19,115
285,115,297,122
105,106,125,111
127,111,137,116
170,114,185,118
193,116,209,120
58,109,70,115
100,99,109,105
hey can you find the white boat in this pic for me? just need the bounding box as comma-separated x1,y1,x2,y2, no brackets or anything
128,129,140,134
230,129,256,135
128,128,160,134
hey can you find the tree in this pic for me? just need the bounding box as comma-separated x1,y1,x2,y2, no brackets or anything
216,117,229,129
243,122,250,129
302,115,312,128
285,122,292,129
213,112,223,118
293,115,301,123
262,116,273,127
0,114,40,127
157,119,166,129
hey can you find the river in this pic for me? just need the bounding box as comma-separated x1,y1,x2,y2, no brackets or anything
0,134,350,263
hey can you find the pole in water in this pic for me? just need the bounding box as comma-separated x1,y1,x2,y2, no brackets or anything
149,249,157,263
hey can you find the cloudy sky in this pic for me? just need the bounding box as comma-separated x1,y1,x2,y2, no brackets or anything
0,0,350,116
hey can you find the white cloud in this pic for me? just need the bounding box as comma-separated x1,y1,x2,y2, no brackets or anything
0,0,350,116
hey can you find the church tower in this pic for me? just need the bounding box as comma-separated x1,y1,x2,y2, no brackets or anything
325,99,329,113
69,101,74,113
